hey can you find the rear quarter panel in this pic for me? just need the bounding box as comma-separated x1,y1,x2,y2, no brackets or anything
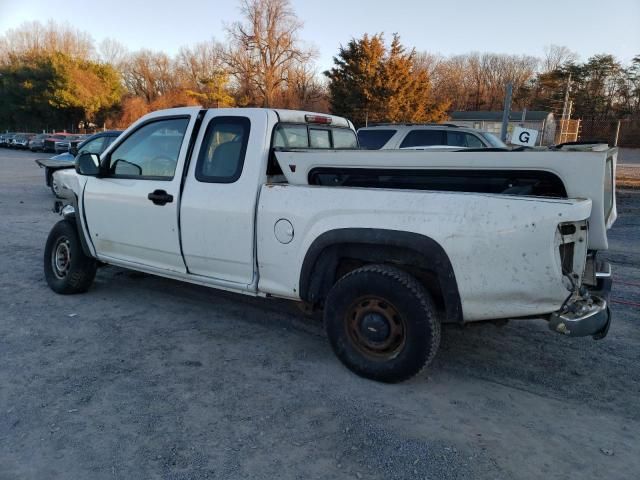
257,185,592,321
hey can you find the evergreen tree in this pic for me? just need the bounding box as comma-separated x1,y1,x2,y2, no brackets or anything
325,33,449,126
0,52,123,131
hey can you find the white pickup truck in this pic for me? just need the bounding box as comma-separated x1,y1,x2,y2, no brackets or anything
46,107,612,383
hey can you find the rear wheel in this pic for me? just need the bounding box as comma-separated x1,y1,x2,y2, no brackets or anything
324,264,440,383
44,220,97,294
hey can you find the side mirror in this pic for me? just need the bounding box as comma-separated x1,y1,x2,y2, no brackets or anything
75,153,101,176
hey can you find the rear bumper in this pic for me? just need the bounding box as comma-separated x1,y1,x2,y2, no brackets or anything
549,261,612,339
549,295,610,339
549,258,613,340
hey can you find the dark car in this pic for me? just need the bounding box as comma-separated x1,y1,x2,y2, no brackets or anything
54,134,86,153
43,134,70,153
35,130,123,196
28,133,50,152
68,135,88,152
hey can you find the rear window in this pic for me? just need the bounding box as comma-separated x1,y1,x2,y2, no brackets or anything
273,124,357,149
333,128,358,148
357,129,396,150
480,132,508,148
399,130,446,148
310,129,331,148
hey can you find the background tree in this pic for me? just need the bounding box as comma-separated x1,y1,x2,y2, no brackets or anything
0,20,94,63
225,0,316,107
0,13,638,144
176,40,235,107
325,33,448,126
0,52,122,131
541,44,578,73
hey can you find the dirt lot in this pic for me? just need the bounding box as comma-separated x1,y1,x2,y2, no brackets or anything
1,149,639,480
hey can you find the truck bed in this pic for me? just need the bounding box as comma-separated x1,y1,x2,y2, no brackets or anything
274,148,617,250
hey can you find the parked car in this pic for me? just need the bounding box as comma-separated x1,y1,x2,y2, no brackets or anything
357,124,508,150
43,134,70,153
0,133,17,147
54,135,85,153
68,135,89,152
35,130,122,196
28,133,50,152
11,133,36,149
6,134,20,148
47,107,612,383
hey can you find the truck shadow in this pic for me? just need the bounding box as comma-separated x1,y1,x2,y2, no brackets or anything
96,265,639,422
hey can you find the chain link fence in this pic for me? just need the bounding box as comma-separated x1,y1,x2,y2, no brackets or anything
578,118,640,147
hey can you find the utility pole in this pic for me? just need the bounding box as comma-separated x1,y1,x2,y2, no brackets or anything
500,82,513,142
614,120,621,146
559,73,572,143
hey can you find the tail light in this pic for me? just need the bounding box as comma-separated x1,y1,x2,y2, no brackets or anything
603,155,614,224
556,221,588,289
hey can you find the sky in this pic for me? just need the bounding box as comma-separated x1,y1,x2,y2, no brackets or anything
0,0,638,71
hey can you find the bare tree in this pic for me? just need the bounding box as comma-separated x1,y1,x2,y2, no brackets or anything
279,63,328,111
121,50,178,103
176,40,225,86
225,0,316,107
0,20,94,62
174,40,235,107
99,38,128,67
542,44,578,73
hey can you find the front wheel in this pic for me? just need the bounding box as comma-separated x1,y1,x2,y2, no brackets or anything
44,220,97,294
324,264,441,383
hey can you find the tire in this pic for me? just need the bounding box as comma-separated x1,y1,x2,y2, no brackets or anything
324,264,441,383
44,220,97,294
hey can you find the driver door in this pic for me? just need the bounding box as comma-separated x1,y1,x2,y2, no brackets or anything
83,114,195,273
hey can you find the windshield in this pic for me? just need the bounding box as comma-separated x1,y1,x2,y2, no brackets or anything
479,131,508,148
357,129,397,150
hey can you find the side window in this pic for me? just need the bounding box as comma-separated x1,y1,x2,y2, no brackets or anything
332,128,358,149
465,133,484,148
195,116,250,183
102,135,117,152
447,131,485,148
108,118,189,179
309,129,331,148
78,137,105,156
400,130,446,148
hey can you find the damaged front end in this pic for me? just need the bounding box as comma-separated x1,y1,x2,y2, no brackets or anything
549,220,612,339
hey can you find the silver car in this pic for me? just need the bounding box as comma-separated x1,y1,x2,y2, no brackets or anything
357,124,508,150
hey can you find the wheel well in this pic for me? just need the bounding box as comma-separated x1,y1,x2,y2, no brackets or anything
299,230,463,324
334,256,448,319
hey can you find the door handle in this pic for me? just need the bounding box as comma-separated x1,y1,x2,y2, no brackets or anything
147,189,174,206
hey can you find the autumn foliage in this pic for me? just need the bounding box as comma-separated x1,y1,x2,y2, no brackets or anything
0,4,638,133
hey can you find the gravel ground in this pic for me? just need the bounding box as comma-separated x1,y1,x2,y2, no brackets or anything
1,149,639,480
